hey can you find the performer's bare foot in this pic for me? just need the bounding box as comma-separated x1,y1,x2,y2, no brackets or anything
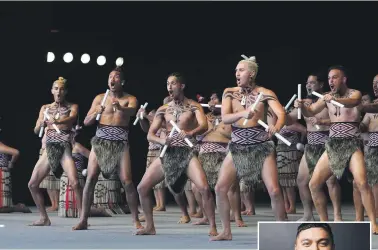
208,227,218,236
297,215,315,221
230,214,235,222
235,219,247,227
72,221,88,230
190,212,203,218
286,208,296,214
192,218,209,225
210,231,232,241
372,225,378,235
153,206,159,211
139,215,145,222
334,215,342,221
178,215,191,224
135,221,144,229
135,227,156,235
13,203,32,213
241,210,255,216
46,206,58,212
153,206,166,211
29,218,51,226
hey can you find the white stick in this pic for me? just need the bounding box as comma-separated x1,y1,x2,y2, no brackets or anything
298,84,302,119
200,104,222,108
285,94,297,111
312,91,344,108
315,125,320,130
257,120,291,146
39,108,48,138
243,92,263,126
169,120,194,147
159,128,176,158
43,110,61,134
133,102,149,125
96,89,110,121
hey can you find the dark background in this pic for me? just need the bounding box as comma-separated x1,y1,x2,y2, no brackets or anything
258,222,371,250
0,2,377,206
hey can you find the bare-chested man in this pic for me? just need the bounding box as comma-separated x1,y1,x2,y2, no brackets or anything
73,67,141,230
354,78,378,220
136,72,216,236
192,92,246,231
296,65,378,233
288,72,342,221
212,56,287,241
28,77,82,226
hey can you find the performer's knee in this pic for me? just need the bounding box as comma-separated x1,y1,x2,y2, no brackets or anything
355,180,369,192
267,186,281,199
28,180,38,190
137,183,149,197
215,183,229,194
197,184,210,196
309,179,322,193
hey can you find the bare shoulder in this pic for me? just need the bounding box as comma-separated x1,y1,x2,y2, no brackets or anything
222,87,239,98
188,99,201,108
66,102,78,109
155,104,168,117
256,86,278,102
347,88,361,97
124,92,137,101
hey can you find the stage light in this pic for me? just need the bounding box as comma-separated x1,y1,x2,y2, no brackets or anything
81,54,90,64
116,57,124,66
63,53,73,63
47,52,55,63
97,55,106,66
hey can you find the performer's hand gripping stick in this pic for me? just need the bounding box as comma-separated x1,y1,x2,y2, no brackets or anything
43,109,61,134
243,92,263,126
96,89,110,121
39,108,48,137
133,102,149,126
312,91,345,108
257,120,291,146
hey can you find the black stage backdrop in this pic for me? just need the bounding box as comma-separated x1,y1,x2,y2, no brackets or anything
0,2,377,206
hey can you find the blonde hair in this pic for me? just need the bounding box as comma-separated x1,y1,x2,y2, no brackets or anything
53,76,68,87
240,55,258,79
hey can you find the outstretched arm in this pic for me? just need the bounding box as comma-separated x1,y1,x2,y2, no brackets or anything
55,104,78,126
0,142,20,166
330,90,361,108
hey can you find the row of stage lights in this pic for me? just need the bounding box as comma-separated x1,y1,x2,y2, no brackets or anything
46,52,124,66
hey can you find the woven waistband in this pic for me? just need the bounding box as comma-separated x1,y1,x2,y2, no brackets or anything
329,122,359,138
46,129,72,143
307,131,329,145
231,125,269,145
199,141,228,154
367,132,378,147
96,124,129,141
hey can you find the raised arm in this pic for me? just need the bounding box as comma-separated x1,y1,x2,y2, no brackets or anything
330,89,361,108
362,103,378,113
221,88,245,124
84,95,103,126
116,96,138,116
55,104,78,126
296,98,327,117
34,105,46,135
187,102,208,137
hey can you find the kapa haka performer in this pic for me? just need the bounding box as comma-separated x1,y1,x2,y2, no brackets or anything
28,77,82,226
73,66,141,230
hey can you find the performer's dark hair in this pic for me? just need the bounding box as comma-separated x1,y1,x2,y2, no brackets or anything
362,92,373,100
309,71,326,84
328,65,348,78
296,223,334,245
168,72,186,85
112,66,125,80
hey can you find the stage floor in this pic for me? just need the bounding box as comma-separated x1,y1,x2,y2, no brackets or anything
0,204,376,249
